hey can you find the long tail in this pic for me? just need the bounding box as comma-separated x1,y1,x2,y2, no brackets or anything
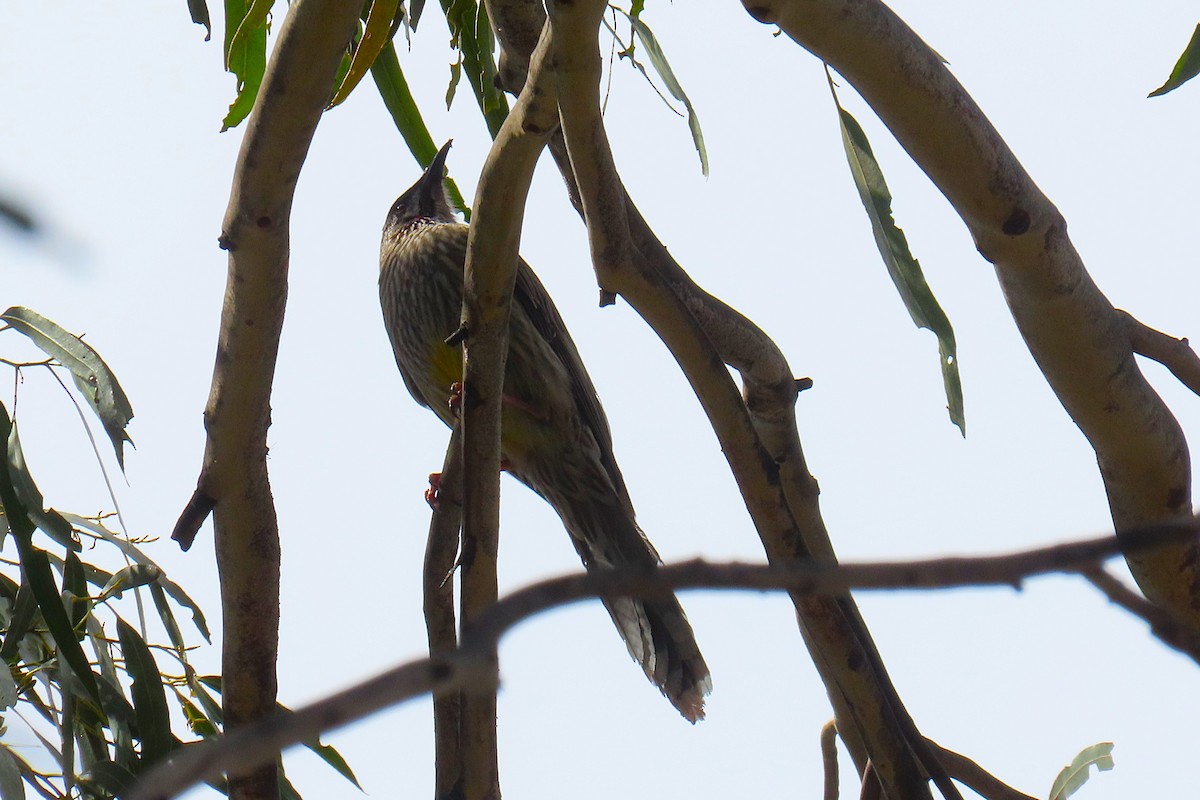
545,487,712,722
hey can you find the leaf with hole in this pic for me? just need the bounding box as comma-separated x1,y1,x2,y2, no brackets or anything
827,71,964,435
1049,742,1115,800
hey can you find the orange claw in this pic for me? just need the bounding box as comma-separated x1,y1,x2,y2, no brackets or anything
448,381,464,416
425,472,443,510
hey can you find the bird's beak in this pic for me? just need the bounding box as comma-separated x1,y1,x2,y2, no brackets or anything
417,139,453,215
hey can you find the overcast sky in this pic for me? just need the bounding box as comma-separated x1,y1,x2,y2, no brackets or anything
4,3,1200,799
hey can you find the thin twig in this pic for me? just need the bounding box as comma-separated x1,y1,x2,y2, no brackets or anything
1120,309,1200,398
820,720,840,800
1084,565,1200,660
926,739,1037,800
97,523,1200,800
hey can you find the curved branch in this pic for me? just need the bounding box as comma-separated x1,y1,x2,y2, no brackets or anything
742,0,1199,624
169,1,360,797
543,1,943,795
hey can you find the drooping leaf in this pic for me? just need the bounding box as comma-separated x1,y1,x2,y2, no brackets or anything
622,13,708,176
330,0,401,107
149,582,188,656
3,420,78,550
827,70,965,435
0,663,16,710
222,0,270,130
86,616,137,768
0,745,25,800
440,0,508,137
0,404,101,706
274,700,362,789
78,759,137,798
63,513,211,642
187,0,212,41
116,619,173,768
1149,24,1200,98
174,690,219,738
18,547,101,705
446,54,463,110
62,550,89,639
191,675,225,724
1,307,135,469
97,564,163,602
370,42,471,217
0,584,36,662
1048,742,1115,800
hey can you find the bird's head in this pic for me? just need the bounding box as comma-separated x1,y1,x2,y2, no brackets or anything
385,139,456,232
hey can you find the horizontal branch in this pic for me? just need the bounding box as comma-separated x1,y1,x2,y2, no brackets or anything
127,521,1197,800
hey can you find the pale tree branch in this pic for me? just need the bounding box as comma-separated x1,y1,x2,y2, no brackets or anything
742,0,1199,625
821,719,840,800
455,21,558,800
925,740,1037,800
167,1,360,797
540,0,943,795
128,525,1192,800
1120,309,1200,398
426,425,464,800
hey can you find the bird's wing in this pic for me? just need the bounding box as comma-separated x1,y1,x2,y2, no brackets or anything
512,259,636,512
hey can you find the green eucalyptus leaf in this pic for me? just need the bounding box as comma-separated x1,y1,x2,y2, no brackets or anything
63,551,89,640
828,71,965,435
0,307,135,469
370,42,471,217
0,585,35,662
98,565,163,602
4,422,79,550
149,582,188,656
1049,742,1115,800
440,0,508,137
116,619,173,768
330,0,401,107
78,759,137,798
63,513,211,642
17,546,100,705
187,0,212,40
221,0,269,130
622,13,708,176
1149,24,1200,98
0,745,25,800
0,664,16,710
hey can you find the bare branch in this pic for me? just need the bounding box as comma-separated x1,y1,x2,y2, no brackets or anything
168,1,360,797
129,523,1193,799
821,720,840,800
1121,309,1200,398
926,740,1037,800
425,426,464,799
742,0,1199,625
1084,565,1200,659
456,22,558,798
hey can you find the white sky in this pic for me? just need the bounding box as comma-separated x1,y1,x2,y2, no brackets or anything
3,2,1200,799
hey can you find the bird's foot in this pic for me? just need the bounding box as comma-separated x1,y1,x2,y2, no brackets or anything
447,381,463,417
425,472,443,510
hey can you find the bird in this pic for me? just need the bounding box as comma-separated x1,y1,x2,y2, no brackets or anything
378,140,711,722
